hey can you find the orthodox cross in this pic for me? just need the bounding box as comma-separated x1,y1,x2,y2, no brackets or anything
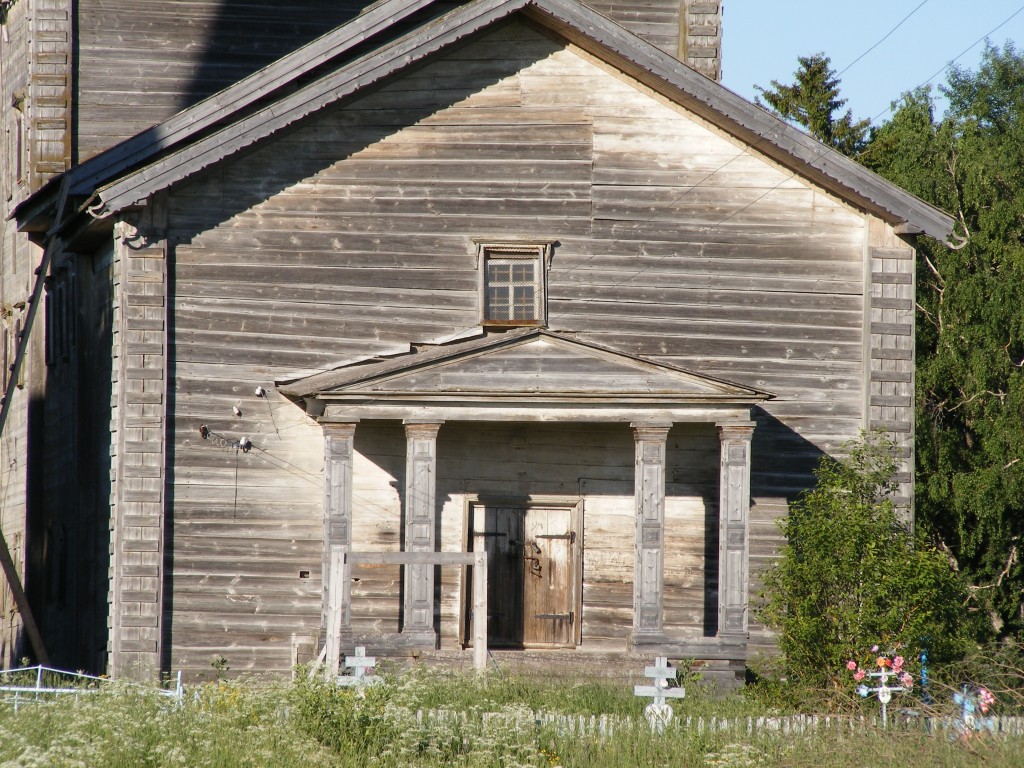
856,662,907,728
336,646,379,686
633,656,686,733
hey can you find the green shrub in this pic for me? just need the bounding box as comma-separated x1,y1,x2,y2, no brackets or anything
757,432,977,687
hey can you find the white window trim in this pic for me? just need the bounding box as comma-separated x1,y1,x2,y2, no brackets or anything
474,240,555,327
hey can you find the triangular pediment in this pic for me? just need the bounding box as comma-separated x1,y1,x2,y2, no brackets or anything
280,330,770,405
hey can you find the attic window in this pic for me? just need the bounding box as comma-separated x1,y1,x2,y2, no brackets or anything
477,241,554,327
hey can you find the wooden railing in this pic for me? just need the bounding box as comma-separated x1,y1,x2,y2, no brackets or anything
323,546,489,674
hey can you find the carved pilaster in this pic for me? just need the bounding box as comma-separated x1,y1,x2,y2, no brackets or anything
717,421,755,637
321,422,357,634
631,423,671,645
403,421,443,641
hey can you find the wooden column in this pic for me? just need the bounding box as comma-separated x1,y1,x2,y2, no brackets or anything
717,421,755,637
403,421,443,642
322,422,357,635
631,423,671,645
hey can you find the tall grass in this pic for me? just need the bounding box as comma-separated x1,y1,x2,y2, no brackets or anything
0,665,1020,767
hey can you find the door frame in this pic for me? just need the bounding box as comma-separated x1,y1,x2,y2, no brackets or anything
460,495,584,649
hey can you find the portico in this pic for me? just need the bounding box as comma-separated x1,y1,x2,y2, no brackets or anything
280,328,768,664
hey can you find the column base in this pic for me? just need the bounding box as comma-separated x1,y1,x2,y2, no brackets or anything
629,631,672,650
396,629,439,650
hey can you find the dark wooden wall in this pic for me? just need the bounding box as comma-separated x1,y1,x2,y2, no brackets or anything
71,0,720,165
148,19,873,674
73,0,369,163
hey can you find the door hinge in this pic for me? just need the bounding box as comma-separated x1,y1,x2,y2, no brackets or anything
536,532,575,543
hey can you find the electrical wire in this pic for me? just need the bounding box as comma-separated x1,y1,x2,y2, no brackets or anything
872,2,1024,121
837,0,933,77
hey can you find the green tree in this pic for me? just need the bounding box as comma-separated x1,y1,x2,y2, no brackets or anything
863,43,1024,638
755,53,870,155
758,434,973,686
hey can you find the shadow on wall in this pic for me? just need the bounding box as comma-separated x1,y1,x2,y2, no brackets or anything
342,416,824,649
70,0,370,164
181,0,370,107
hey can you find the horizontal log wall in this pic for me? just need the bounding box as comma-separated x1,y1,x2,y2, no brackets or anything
160,20,875,674
74,0,367,162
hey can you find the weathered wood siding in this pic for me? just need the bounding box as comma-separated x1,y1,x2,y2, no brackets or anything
866,216,916,512
151,19,878,674
27,0,71,187
73,0,367,162
71,0,719,165
0,0,32,666
585,0,721,79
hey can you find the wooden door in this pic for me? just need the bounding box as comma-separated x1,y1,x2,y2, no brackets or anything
471,504,577,648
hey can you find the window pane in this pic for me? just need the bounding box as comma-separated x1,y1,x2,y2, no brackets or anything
484,253,541,323
511,286,535,319
487,286,511,319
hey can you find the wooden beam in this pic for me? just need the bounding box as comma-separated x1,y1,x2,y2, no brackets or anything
472,550,487,674
331,549,489,673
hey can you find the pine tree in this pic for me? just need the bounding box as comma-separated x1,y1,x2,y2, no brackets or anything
755,53,870,156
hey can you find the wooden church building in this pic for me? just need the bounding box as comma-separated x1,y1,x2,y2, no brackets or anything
0,0,955,682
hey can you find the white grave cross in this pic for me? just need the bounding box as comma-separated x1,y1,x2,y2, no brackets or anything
336,646,379,687
856,663,907,728
633,656,685,733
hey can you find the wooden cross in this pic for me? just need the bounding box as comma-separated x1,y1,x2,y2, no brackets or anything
336,646,378,686
633,656,686,733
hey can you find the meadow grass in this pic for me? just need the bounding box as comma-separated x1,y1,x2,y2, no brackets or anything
0,668,1018,767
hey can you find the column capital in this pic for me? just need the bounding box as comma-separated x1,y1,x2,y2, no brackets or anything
403,420,443,439
631,422,672,442
716,421,756,441
322,420,359,439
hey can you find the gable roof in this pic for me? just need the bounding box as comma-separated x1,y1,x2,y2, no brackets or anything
16,0,956,244
279,328,773,405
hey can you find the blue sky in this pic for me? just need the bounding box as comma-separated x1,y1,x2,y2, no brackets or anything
721,0,1024,125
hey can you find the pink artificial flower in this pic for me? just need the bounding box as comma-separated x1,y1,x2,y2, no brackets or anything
979,688,995,713
853,669,866,682
893,656,904,671
846,660,857,671
870,645,879,653
900,672,913,689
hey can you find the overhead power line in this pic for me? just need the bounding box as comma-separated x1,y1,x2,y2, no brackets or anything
838,0,933,77
874,2,1024,121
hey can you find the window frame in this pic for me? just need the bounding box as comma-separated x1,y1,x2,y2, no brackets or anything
475,240,554,328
